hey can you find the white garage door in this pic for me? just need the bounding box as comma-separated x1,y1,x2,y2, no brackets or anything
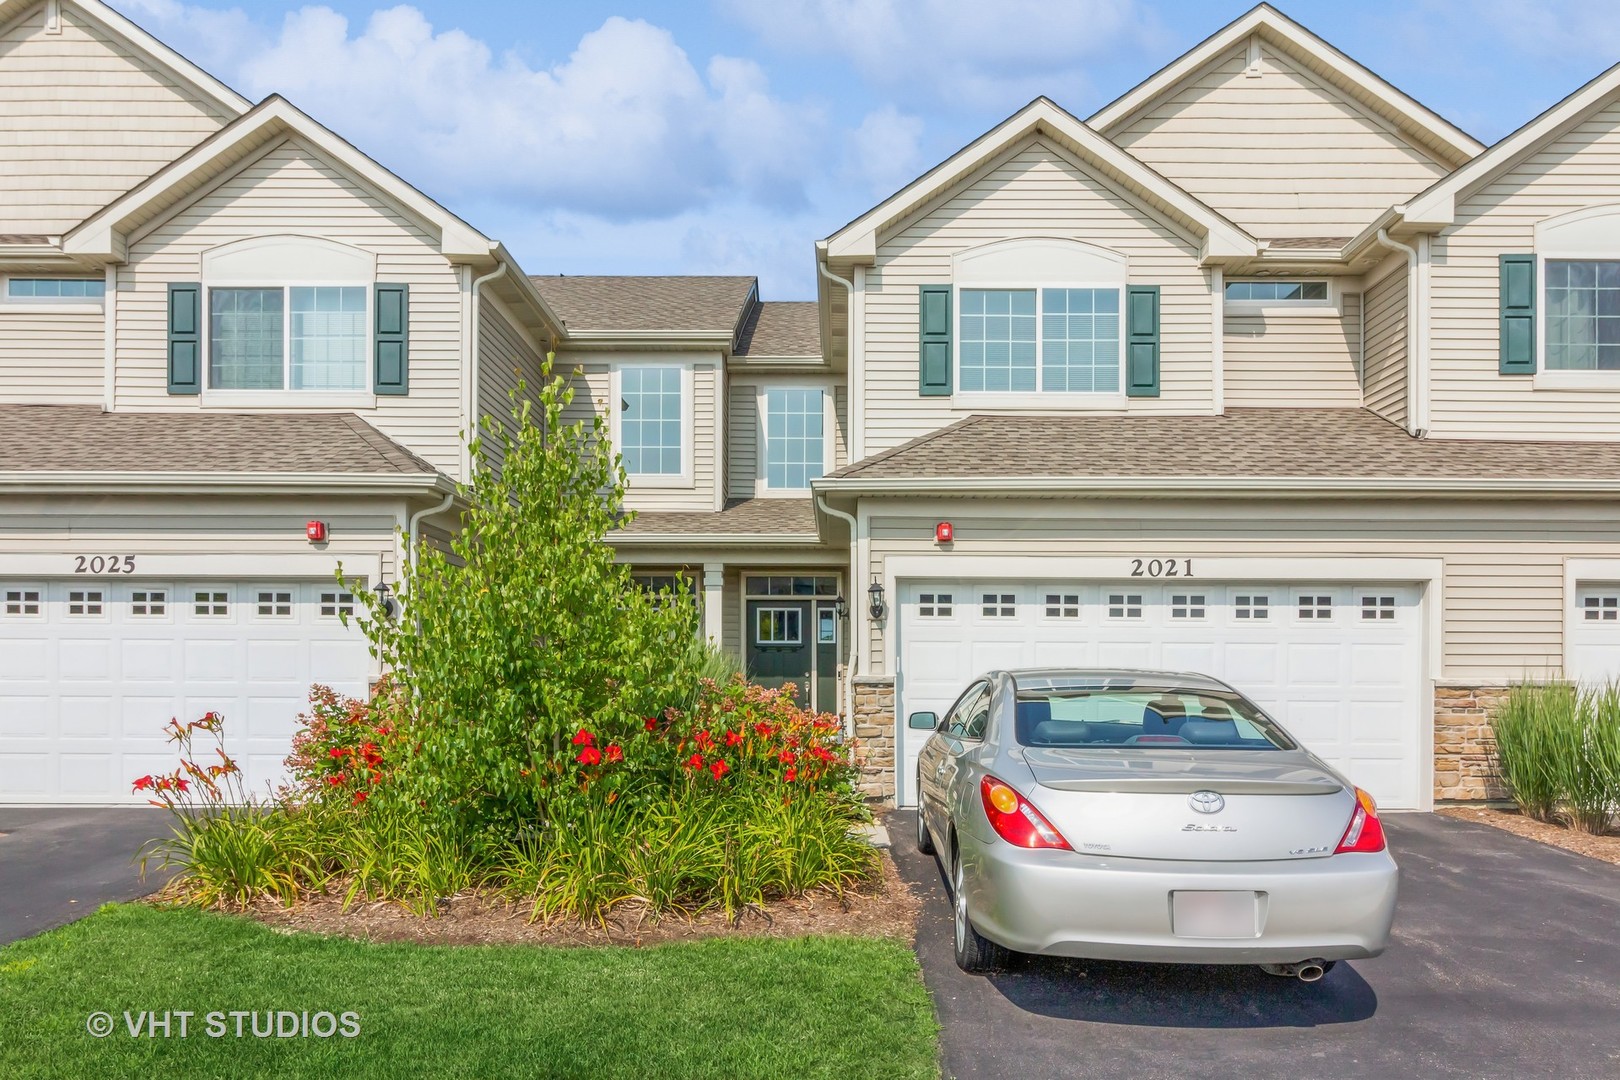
1567,584,1620,683
0,580,373,804
897,580,1425,809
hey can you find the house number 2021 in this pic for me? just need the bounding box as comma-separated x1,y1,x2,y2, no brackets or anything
73,555,136,574
1130,558,1192,578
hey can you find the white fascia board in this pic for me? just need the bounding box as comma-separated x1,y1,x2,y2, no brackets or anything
0,472,455,496
813,475,1620,497
607,533,823,547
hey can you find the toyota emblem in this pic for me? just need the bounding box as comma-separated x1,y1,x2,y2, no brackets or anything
1188,790,1225,814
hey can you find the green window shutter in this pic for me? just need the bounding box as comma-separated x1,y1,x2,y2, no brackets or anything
918,284,952,397
1125,284,1160,398
166,282,201,395
1499,254,1536,375
373,283,409,395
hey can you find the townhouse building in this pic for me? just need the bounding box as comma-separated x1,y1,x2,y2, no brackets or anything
8,2,1620,810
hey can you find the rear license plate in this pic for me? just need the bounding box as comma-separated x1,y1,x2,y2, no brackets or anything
1171,891,1260,939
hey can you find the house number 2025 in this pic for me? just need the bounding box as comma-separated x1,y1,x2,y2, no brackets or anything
1130,558,1192,578
73,555,136,574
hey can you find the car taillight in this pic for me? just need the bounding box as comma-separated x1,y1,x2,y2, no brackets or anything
1334,787,1387,854
980,776,1072,850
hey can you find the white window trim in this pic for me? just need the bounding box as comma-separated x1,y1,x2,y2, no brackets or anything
200,281,376,405
1223,278,1337,317
0,273,105,313
755,382,835,497
1533,249,1620,388
951,279,1128,409
609,360,695,489
754,605,803,646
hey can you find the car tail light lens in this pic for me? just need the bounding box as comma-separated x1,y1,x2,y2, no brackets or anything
980,776,1072,850
1334,787,1387,854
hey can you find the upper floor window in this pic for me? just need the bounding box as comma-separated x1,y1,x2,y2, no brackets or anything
1544,260,1620,371
959,287,1120,394
1224,281,1328,304
763,386,827,490
210,286,368,391
616,364,688,482
6,277,104,301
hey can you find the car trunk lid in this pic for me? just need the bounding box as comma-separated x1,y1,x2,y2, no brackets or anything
1020,747,1353,862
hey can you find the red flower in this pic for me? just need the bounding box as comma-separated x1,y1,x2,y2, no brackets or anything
173,777,189,793
710,759,730,780
778,749,796,764
685,752,704,770
811,746,834,763
724,729,743,747
605,744,624,763
695,730,714,750
644,716,658,731
376,724,393,737
351,790,368,806
132,775,154,792
785,767,798,782
577,746,602,766
327,774,346,787
752,723,775,737
571,728,595,747
328,746,348,759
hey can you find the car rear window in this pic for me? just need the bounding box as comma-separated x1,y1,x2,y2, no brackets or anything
1013,687,1295,750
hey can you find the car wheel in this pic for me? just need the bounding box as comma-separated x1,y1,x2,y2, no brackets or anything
951,848,1010,974
916,796,936,855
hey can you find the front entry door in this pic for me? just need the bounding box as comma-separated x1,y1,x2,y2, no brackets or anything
747,599,813,707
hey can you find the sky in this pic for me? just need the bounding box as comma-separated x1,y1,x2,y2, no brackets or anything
110,0,1620,300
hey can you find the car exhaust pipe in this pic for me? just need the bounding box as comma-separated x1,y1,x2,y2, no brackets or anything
1260,959,1329,982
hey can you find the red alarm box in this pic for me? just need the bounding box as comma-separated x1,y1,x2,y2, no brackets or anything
935,521,954,544
306,520,328,543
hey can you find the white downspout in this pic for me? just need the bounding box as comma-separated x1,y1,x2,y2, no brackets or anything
406,491,455,574
816,492,860,748
467,261,510,479
1376,229,1424,436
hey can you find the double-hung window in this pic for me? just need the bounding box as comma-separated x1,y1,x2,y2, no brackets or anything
617,365,687,481
762,386,827,491
959,288,1121,395
209,286,368,391
1544,260,1620,371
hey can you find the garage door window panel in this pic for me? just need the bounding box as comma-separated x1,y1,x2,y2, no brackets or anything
1582,594,1620,621
66,589,105,617
918,592,954,618
4,587,43,617
1233,593,1269,620
193,590,230,618
255,590,294,619
319,591,356,620
980,593,1016,618
1107,592,1144,620
1298,595,1333,620
1170,593,1207,620
1360,595,1397,621
128,589,169,619
1042,592,1081,619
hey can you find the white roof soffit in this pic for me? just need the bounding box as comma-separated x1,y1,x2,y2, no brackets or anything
0,0,253,117
1399,59,1620,229
1088,3,1483,168
821,97,1258,265
63,95,492,261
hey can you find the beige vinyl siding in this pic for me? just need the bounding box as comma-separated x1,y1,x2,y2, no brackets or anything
474,298,544,476
1429,97,1620,438
0,4,232,234
833,384,849,469
113,137,467,475
1222,293,1360,406
1361,260,1409,425
0,305,102,403
722,568,743,656
864,137,1215,457
859,497,1607,683
1110,42,1450,238
726,381,757,500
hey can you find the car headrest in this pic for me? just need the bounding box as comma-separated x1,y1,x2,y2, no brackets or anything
1029,719,1092,745
1181,719,1241,745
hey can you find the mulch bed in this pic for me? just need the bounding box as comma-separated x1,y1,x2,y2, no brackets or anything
1438,805,1620,866
231,848,920,948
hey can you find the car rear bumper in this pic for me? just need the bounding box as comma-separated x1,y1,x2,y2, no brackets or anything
959,833,1399,964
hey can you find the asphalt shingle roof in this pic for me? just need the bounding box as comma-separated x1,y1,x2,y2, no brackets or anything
0,405,438,474
615,498,818,537
827,408,1620,482
734,301,821,357
530,275,757,335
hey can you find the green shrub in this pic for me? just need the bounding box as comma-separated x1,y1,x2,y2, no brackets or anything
1557,682,1620,835
1490,682,1577,822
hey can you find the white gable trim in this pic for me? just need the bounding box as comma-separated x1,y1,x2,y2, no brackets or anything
1089,3,1482,168
822,98,1256,265
1401,61,1620,228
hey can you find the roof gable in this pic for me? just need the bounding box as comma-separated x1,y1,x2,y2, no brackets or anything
1400,60,1620,228
821,97,1257,266
1090,4,1482,169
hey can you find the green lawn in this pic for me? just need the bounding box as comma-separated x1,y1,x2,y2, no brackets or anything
0,904,939,1080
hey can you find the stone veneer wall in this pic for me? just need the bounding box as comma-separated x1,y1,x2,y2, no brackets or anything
1434,684,1509,803
852,675,896,803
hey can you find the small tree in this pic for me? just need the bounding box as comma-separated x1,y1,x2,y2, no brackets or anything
349,357,701,834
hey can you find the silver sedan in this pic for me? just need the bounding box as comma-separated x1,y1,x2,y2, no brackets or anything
911,668,1398,982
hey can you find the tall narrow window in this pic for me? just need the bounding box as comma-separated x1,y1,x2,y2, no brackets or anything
763,387,825,490
1546,260,1620,371
619,366,684,477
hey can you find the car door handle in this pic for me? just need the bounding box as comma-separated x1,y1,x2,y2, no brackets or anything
935,761,950,776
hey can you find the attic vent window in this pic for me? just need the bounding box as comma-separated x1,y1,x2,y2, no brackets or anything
1225,281,1329,304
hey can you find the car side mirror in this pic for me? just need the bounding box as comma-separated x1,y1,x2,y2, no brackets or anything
908,711,939,730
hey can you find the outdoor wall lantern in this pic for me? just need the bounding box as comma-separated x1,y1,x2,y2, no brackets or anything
374,581,398,620
868,578,886,622
833,594,848,619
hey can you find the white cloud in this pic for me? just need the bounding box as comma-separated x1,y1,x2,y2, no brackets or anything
846,106,925,198
112,3,821,220
719,0,1162,110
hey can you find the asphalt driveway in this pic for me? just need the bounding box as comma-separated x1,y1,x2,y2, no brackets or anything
0,808,172,945
889,811,1620,1080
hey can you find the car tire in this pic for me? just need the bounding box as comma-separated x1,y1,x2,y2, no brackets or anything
916,798,936,855
952,849,1011,974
